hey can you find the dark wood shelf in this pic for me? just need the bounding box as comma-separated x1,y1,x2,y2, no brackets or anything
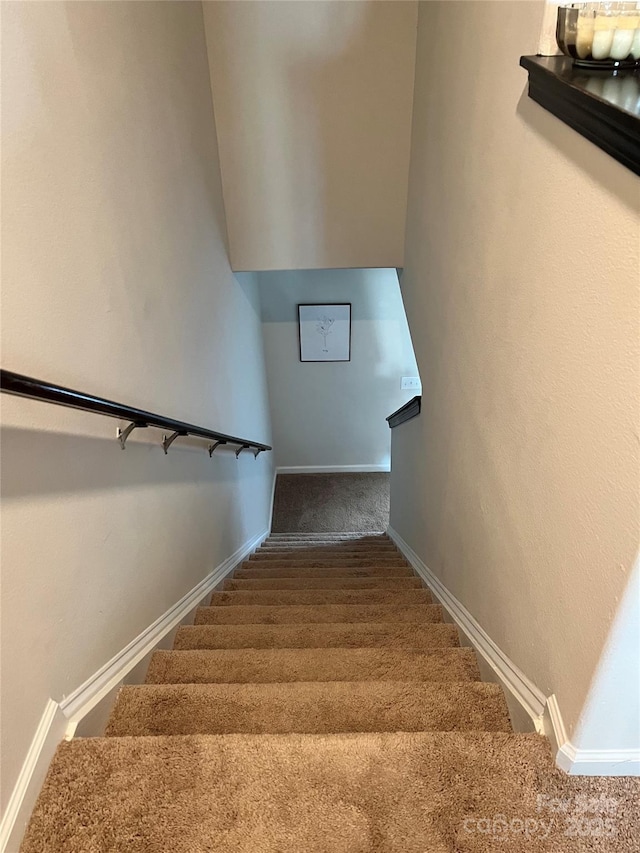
386,395,421,429
520,55,640,175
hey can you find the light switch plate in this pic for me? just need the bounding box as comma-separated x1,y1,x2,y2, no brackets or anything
401,377,421,391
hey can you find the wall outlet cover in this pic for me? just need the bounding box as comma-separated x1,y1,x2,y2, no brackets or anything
401,377,421,390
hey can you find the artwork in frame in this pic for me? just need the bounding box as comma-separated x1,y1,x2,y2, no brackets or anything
298,303,351,362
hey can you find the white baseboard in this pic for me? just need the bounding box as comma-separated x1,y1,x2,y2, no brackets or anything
276,464,390,474
388,526,640,777
556,745,640,776
0,526,268,853
0,701,68,853
543,695,640,776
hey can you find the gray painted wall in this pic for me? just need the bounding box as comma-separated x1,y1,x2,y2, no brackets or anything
259,268,419,470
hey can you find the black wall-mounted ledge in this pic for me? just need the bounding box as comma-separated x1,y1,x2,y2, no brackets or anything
386,395,421,429
520,55,640,176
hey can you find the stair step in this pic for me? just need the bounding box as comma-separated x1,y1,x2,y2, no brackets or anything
265,539,391,545
246,555,407,566
239,561,408,572
106,681,512,737
146,647,480,684
263,543,395,549
234,565,414,579
223,577,422,591
195,603,443,625
257,554,402,564
23,733,620,853
173,622,458,650
251,548,400,559
209,589,433,606
267,532,388,539
258,543,399,552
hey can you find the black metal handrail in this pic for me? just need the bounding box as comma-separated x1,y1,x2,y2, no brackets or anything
386,395,421,429
0,369,272,456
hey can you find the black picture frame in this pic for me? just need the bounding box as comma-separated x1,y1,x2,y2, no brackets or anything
297,303,352,362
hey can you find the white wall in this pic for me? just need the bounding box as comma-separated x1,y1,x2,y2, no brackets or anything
572,559,640,756
203,0,418,271
1,0,273,815
390,0,639,761
259,269,419,470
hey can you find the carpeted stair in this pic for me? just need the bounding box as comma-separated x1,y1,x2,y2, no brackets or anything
20,533,640,851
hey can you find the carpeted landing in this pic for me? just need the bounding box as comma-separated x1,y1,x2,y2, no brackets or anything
271,473,390,532
21,533,640,852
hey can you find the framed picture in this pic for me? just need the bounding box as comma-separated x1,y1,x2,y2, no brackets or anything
298,303,351,362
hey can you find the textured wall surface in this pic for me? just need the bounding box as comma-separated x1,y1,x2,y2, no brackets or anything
390,1,639,745
259,268,419,470
203,0,418,270
1,1,273,809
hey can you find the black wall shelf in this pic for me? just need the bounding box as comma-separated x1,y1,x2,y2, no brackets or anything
520,55,640,176
386,396,421,429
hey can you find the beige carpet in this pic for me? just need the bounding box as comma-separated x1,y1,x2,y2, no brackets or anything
172,621,460,650
235,565,414,578
145,646,483,683
22,734,640,852
271,473,390,531
210,588,434,606
21,534,640,852
105,681,512,736
193,602,444,624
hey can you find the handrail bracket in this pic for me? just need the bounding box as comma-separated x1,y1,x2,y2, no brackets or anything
117,422,148,450
208,440,227,457
162,430,188,455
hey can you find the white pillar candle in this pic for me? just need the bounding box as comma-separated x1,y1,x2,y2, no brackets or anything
610,16,635,60
630,24,640,59
576,13,596,59
591,13,615,60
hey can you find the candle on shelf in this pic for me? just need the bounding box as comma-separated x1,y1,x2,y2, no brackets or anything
591,11,615,60
576,10,595,59
627,12,640,59
609,13,636,59
556,2,640,67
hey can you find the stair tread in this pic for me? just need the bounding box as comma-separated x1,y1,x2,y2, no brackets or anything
173,621,459,650
105,681,512,736
266,538,390,544
255,539,400,554
250,550,402,560
267,532,388,538
245,556,407,566
234,565,415,578
223,576,422,591
22,733,639,853
146,647,481,683
195,603,443,625
210,589,433,606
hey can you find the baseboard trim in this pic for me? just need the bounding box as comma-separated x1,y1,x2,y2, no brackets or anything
389,526,640,777
543,694,640,776
557,745,640,776
0,701,68,853
276,464,390,474
0,526,268,853
542,693,568,758
388,526,547,724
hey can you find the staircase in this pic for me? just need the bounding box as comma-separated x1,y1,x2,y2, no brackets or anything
20,533,638,851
